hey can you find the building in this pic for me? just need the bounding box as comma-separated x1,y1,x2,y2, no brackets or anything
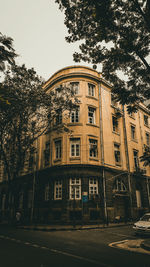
0,65,150,224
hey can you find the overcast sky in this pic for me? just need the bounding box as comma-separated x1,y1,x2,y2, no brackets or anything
0,0,94,81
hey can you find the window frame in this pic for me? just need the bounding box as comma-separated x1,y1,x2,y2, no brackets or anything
88,107,96,124
54,179,62,200
70,82,79,95
89,178,98,196
131,124,136,140
70,138,80,157
144,114,149,127
89,139,98,158
88,83,95,97
146,132,150,146
112,116,119,133
55,140,62,160
70,107,80,123
69,178,81,200
114,143,121,165
133,150,139,169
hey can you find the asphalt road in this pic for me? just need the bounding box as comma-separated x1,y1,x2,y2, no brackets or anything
0,225,150,267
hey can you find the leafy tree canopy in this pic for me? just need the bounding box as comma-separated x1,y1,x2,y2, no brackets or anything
56,0,150,112
0,64,77,182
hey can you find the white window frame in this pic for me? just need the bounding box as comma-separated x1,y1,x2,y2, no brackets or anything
88,107,96,124
69,178,81,200
45,183,50,201
89,178,98,196
54,179,62,200
114,143,121,164
55,140,62,160
89,139,98,158
70,138,80,157
88,83,95,97
70,108,79,123
70,82,79,95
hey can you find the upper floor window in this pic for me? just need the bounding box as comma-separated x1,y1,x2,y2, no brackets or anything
133,150,139,169
55,140,62,160
70,138,80,157
114,143,121,165
44,141,50,166
69,178,81,200
55,109,62,125
112,116,118,133
70,82,79,95
70,107,79,123
144,114,149,126
88,107,96,124
131,125,136,140
146,132,150,146
89,139,98,158
45,183,50,201
88,83,95,97
111,94,117,107
89,178,98,195
54,179,62,200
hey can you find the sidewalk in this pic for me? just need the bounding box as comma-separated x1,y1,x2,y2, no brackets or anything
19,221,132,231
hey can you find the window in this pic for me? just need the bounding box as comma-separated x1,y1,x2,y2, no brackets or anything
133,150,139,169
55,110,62,125
55,140,61,160
70,138,80,157
112,116,118,133
70,108,79,123
136,190,142,208
89,178,98,195
44,141,50,166
144,114,149,126
54,179,62,200
45,184,50,201
131,125,136,140
69,178,81,200
70,82,79,95
111,94,117,106
146,132,150,146
88,83,95,97
114,143,121,164
113,179,126,192
88,107,96,124
89,139,98,158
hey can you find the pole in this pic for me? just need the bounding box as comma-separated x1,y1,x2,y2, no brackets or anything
122,106,133,219
98,82,108,224
30,139,37,223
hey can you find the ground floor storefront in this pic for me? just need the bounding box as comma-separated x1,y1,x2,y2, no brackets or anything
0,165,150,224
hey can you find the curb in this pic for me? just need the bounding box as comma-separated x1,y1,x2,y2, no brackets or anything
141,241,150,251
19,223,133,232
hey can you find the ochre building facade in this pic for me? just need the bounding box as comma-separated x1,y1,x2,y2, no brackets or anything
1,66,150,224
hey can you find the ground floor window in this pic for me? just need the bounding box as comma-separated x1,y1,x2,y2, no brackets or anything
54,179,62,200
45,184,50,201
69,178,81,200
89,178,98,196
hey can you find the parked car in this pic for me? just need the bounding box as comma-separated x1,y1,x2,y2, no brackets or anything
133,213,150,235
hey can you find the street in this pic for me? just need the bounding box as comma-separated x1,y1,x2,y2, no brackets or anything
0,225,150,267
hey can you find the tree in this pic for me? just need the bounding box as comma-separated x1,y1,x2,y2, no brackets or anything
0,64,77,183
0,32,17,104
55,0,150,112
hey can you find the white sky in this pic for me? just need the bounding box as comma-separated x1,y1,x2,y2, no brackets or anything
0,0,95,81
